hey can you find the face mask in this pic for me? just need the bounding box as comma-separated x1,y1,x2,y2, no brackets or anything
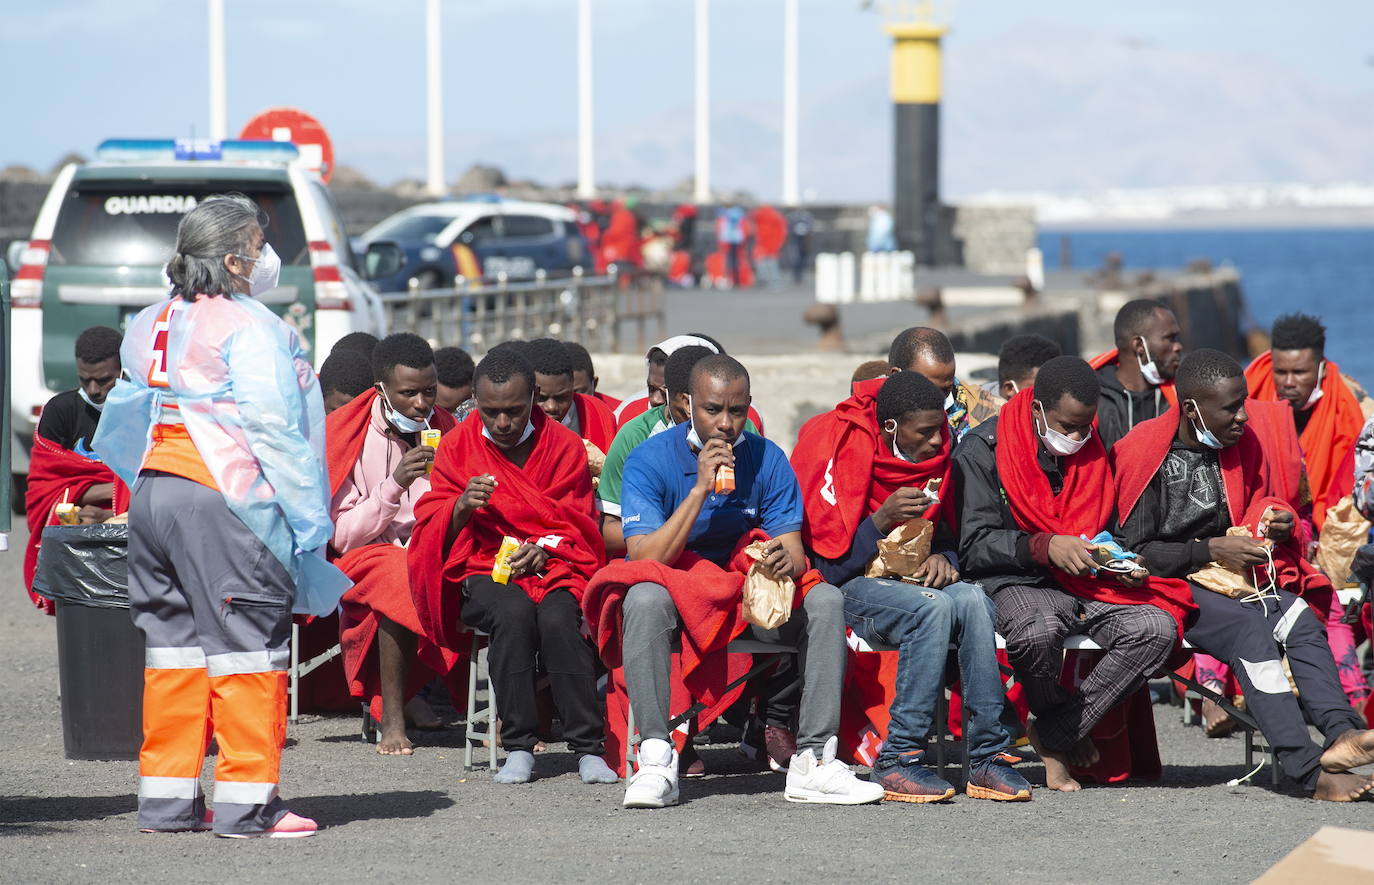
377,385,433,434
685,395,744,450
480,397,537,446
1033,402,1090,457
78,387,104,412
1302,362,1326,411
882,419,914,462
1136,338,1164,387
1185,399,1224,449
1007,380,1020,395
233,243,281,297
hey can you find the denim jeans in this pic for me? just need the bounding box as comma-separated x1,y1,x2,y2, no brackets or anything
840,577,1010,766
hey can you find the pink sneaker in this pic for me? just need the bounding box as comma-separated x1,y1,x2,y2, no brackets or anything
217,811,318,839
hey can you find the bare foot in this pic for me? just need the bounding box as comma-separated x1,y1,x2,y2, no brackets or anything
1027,721,1082,792
1312,770,1374,802
1067,737,1100,769
1320,729,1374,772
533,742,548,754
1202,697,1236,738
404,696,443,730
377,723,414,756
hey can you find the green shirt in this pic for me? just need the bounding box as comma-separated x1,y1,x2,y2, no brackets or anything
597,404,758,516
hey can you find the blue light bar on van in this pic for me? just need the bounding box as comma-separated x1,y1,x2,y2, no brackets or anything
95,139,301,164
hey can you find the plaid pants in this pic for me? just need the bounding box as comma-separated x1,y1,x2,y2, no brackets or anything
991,583,1176,752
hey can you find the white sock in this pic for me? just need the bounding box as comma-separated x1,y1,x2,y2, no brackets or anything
494,750,535,784
579,754,618,784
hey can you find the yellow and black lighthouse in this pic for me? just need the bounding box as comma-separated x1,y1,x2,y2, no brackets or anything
885,12,947,264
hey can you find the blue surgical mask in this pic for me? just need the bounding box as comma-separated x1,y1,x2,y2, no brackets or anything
377,386,432,434
1186,399,1224,449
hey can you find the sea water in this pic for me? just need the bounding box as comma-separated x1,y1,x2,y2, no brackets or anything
1040,228,1374,386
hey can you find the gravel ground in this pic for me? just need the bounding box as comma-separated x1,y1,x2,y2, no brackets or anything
2,520,1371,884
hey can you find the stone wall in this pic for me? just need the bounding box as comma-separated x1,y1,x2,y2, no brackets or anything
945,205,1037,275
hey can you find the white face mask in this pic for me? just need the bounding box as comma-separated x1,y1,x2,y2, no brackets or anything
883,419,914,462
78,386,104,412
480,395,537,447
1302,361,1326,410
1136,338,1164,387
1033,401,1091,457
233,243,281,297
685,395,744,450
377,385,433,434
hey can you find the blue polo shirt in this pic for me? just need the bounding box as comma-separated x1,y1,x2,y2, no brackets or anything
621,423,803,566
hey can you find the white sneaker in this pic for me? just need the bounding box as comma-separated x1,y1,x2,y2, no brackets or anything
623,738,680,809
784,736,885,805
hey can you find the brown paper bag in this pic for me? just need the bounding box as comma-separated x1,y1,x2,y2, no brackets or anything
583,439,606,488
1314,494,1371,587
864,518,934,579
1189,526,1264,598
742,540,796,629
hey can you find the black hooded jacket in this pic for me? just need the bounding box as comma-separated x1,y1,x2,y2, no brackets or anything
1095,362,1171,451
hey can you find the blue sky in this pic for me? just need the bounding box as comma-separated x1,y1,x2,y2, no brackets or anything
5,0,1371,194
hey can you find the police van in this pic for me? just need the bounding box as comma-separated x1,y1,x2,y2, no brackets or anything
9,138,384,471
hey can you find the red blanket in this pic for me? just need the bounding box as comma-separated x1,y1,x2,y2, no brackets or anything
24,434,128,615
408,407,603,651
790,377,952,559
582,529,818,775
997,389,1196,638
325,389,463,720
1245,353,1363,530
573,393,618,454
325,388,458,499
593,391,622,412
336,543,464,721
1089,349,1178,406
1112,407,1332,606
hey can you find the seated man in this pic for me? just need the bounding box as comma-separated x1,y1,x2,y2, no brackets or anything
599,345,758,556
526,337,618,454
954,357,1193,792
25,325,126,613
996,334,1062,400
792,369,1031,803
434,346,475,416
1246,313,1367,707
328,333,457,754
613,354,883,808
565,340,620,411
1090,299,1183,451
1115,349,1374,802
408,350,616,785
320,348,376,414
888,327,1002,443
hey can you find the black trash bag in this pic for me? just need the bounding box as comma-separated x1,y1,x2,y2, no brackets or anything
32,524,129,609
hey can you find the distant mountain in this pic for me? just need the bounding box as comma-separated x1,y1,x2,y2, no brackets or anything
355,22,1374,203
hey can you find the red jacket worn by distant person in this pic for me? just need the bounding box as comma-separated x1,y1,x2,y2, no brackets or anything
408,408,604,653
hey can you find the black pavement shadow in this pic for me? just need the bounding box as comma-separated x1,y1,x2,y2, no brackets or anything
0,793,136,825
290,790,455,826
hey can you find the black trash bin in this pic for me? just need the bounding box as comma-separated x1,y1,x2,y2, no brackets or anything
32,523,144,761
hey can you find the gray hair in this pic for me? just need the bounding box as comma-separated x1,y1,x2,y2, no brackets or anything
166,194,265,300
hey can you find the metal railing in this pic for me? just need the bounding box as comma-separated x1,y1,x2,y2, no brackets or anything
378,267,665,355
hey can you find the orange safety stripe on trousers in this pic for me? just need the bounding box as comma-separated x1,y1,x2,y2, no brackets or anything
140,667,212,779
209,671,288,788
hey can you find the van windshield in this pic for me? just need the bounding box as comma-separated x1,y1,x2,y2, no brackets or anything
49,182,308,267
